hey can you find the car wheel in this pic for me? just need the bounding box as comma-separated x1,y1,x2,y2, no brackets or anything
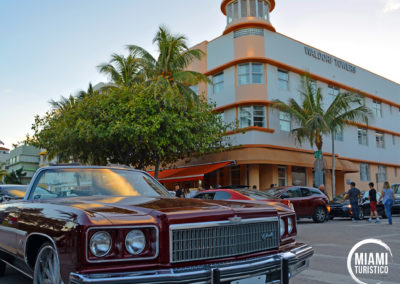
358,208,364,220
33,242,63,284
312,207,326,223
0,260,6,277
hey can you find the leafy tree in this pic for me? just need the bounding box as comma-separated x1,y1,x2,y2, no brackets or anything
30,82,230,178
4,167,27,184
271,75,372,186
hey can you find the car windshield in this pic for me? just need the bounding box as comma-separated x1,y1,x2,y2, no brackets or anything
235,189,275,200
264,187,287,197
29,168,170,200
1,186,27,198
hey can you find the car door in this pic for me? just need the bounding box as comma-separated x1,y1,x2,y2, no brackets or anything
281,188,303,216
300,188,315,216
0,202,22,256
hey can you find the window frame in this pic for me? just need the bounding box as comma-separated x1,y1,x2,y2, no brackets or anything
238,63,264,85
279,112,291,132
376,131,385,149
360,163,370,181
277,69,289,91
372,100,382,118
239,105,266,128
212,72,224,94
358,128,368,146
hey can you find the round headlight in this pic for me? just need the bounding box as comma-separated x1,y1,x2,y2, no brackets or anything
125,230,146,255
280,218,286,237
90,231,112,257
288,217,293,234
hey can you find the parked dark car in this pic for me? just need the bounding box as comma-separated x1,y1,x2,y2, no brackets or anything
330,190,400,220
262,186,330,223
0,185,27,202
0,166,313,283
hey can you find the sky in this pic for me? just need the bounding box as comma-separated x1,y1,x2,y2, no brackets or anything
0,0,399,150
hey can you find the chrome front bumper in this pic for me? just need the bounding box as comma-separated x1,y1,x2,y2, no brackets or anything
70,243,313,284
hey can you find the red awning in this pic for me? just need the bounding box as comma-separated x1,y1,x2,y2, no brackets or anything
148,161,234,183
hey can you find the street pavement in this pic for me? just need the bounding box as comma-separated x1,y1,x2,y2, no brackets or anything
1,216,399,284
292,216,400,284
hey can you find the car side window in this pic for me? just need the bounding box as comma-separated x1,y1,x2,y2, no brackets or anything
301,188,312,197
195,193,215,200
286,188,301,198
310,188,321,196
214,191,232,200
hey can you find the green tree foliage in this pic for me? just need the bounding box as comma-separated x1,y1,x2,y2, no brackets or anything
271,75,372,186
31,81,229,178
4,167,27,184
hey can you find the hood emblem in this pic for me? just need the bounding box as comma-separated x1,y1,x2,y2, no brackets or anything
229,215,242,223
261,232,274,240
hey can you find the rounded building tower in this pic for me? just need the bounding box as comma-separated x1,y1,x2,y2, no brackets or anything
221,0,276,35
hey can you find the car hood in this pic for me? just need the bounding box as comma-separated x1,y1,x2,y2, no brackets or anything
39,196,287,225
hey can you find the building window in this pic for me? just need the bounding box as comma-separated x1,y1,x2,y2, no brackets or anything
189,85,198,95
360,163,370,181
238,63,264,85
239,106,266,128
278,69,289,90
231,165,241,185
334,129,344,141
212,72,224,94
278,166,287,187
233,28,264,38
280,112,291,132
378,165,387,182
227,0,269,22
327,85,339,106
292,167,308,186
358,128,368,145
376,132,385,148
372,100,382,118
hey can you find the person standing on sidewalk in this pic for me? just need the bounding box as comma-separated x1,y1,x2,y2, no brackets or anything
378,181,395,225
368,182,380,223
345,182,361,222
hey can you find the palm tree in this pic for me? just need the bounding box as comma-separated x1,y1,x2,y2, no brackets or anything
97,53,142,90
127,25,210,103
271,75,372,187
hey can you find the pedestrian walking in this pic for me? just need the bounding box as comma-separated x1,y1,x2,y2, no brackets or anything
378,181,395,225
345,182,361,222
367,182,380,223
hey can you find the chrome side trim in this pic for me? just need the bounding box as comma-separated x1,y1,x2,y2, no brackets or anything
85,225,159,263
1,258,33,279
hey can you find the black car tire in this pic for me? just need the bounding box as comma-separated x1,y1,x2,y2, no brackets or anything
312,207,326,223
0,260,6,277
33,242,63,284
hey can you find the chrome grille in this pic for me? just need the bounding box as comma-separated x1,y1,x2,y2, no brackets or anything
170,218,279,263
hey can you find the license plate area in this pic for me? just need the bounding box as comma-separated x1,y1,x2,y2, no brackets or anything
231,275,267,284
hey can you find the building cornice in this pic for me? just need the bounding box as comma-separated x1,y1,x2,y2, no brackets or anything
224,126,275,136
223,21,276,35
235,144,400,168
204,56,400,109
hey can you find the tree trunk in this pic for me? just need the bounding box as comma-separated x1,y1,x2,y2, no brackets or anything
154,155,160,180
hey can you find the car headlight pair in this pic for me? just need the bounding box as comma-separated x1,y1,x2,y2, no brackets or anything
90,230,146,257
280,216,294,237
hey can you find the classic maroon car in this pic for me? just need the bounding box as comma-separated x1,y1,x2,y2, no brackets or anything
263,186,331,223
0,166,313,283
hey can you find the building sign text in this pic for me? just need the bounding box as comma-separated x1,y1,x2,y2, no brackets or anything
304,46,356,74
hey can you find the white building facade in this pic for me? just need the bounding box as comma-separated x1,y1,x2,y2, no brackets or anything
182,0,400,197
